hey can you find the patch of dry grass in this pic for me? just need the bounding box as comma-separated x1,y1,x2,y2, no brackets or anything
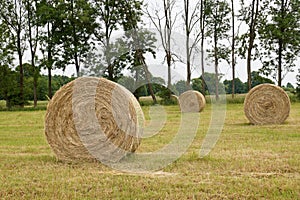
0,103,299,199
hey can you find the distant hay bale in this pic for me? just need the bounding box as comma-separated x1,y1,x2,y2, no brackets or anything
45,77,144,163
244,83,290,125
178,90,206,113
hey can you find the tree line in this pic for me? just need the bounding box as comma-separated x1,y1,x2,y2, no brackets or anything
0,0,299,108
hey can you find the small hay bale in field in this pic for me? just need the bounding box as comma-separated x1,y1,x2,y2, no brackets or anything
244,83,290,125
178,90,206,112
45,77,144,163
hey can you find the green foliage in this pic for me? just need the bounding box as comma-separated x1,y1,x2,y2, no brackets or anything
205,0,231,64
251,71,274,88
118,76,167,101
174,80,187,95
0,22,14,67
222,72,275,95
258,0,300,85
195,72,226,95
286,82,295,89
191,78,202,93
58,0,97,77
223,78,247,94
0,66,19,108
237,0,260,60
0,66,74,108
115,28,157,82
282,82,296,95
90,0,144,81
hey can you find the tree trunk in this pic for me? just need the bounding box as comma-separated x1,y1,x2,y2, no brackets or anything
200,0,206,95
33,76,38,107
48,67,52,99
124,2,157,104
47,23,53,99
75,52,80,77
185,0,191,90
105,35,114,80
278,0,284,87
165,51,172,100
138,51,157,104
278,39,283,87
214,30,219,101
27,0,38,108
71,1,80,78
247,0,259,91
167,52,172,89
201,38,206,95
17,31,24,107
165,0,172,94
247,46,252,91
231,0,235,98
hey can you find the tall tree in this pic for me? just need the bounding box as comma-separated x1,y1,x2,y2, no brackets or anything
0,0,27,107
59,0,96,77
0,21,15,108
230,0,236,98
146,0,179,91
183,0,202,89
91,0,126,81
238,0,260,91
25,0,40,107
120,0,158,103
38,0,64,98
205,0,231,100
199,0,208,95
258,0,300,86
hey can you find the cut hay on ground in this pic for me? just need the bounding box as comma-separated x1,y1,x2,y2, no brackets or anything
244,83,290,125
178,90,206,113
45,77,144,163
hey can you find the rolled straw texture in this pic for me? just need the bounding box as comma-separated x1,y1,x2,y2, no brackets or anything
45,77,144,162
178,90,206,112
244,83,290,125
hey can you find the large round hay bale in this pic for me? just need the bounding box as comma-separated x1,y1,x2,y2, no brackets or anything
178,90,206,112
244,83,290,125
45,77,144,163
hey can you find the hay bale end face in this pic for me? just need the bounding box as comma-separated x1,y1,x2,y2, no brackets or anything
178,90,206,113
244,83,290,125
45,77,144,163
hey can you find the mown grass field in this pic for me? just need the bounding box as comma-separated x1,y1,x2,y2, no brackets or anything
0,100,299,199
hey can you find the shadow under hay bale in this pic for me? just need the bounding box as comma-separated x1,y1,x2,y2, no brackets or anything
244,83,290,125
178,90,206,113
45,77,144,163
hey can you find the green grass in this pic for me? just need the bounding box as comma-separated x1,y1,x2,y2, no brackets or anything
0,100,49,111
0,103,300,199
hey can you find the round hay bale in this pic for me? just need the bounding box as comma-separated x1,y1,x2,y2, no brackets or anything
45,77,144,163
244,83,290,125
178,90,206,113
